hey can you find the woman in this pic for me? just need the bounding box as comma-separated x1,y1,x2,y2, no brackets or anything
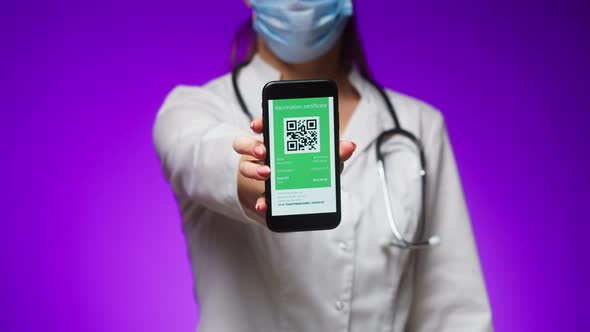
153,0,493,331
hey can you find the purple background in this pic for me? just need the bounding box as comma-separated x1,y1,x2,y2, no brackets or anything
1,0,589,331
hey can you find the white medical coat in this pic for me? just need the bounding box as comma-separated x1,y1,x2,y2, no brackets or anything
153,55,493,332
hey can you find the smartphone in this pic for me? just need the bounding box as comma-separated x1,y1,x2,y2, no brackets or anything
262,79,341,232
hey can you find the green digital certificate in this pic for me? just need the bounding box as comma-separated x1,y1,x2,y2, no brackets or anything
268,97,337,216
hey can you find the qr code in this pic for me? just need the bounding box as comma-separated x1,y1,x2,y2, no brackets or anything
283,116,320,154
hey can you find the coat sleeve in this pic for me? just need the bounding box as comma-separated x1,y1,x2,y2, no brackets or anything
406,111,494,331
152,85,258,224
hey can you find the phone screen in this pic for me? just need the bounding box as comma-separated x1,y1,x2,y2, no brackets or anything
268,96,337,216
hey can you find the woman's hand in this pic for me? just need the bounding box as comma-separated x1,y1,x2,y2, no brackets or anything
233,117,356,224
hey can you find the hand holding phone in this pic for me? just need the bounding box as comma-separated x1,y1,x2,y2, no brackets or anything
262,79,342,232
233,81,356,230
234,117,356,225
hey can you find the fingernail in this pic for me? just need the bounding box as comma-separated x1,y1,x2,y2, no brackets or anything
257,166,270,176
250,121,255,129
351,141,357,149
254,145,264,157
255,203,260,212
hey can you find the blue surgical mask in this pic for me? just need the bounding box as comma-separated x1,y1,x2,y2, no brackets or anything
250,0,353,64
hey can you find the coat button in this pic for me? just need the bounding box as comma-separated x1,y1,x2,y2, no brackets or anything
338,241,349,251
335,301,345,311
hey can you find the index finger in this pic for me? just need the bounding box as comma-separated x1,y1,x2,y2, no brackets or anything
249,117,263,134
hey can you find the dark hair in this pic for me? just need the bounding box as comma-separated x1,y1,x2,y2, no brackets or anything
231,15,372,80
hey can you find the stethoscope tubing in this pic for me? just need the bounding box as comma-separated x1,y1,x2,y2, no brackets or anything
231,62,439,249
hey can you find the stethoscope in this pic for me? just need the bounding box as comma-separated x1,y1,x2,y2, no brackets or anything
232,61,440,249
